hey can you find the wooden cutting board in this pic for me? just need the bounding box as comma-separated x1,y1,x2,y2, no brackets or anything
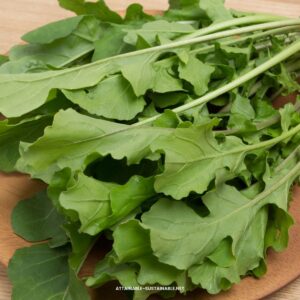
1,1,300,300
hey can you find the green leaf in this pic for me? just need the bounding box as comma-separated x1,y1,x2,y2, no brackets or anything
166,0,205,21
63,74,145,120
0,56,50,74
228,93,256,132
7,16,108,69
0,116,52,172
217,43,252,69
12,191,67,247
0,50,160,117
92,25,129,61
8,244,89,300
0,55,8,66
142,158,300,269
152,121,300,199
59,173,117,234
58,0,122,23
124,20,194,46
199,0,233,23
22,16,84,44
265,205,294,252
280,103,296,132
152,59,183,93
124,4,155,23
189,207,268,294
63,223,95,271
16,109,170,182
59,173,155,235
149,91,188,109
113,220,184,286
189,260,240,294
178,55,215,96
7,36,93,69
121,53,158,96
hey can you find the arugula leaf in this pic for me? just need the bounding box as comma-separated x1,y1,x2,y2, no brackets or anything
62,74,146,120
22,16,84,44
142,158,300,270
92,25,131,61
59,173,155,235
152,120,300,199
199,0,233,23
0,116,51,172
0,55,8,66
124,20,195,46
124,4,155,23
12,191,67,247
8,244,89,300
178,54,215,96
58,0,122,23
16,109,170,182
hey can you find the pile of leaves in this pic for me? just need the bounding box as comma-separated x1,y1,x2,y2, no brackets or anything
1,0,300,299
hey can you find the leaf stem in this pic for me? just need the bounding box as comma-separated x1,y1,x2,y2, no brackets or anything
178,15,288,41
189,25,300,56
247,121,300,151
135,39,300,126
66,19,300,72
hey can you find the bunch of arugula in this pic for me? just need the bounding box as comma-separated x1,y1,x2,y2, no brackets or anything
1,0,300,299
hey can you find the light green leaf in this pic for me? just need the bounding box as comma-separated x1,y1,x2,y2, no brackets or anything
152,59,183,93
58,0,122,23
59,173,155,235
63,223,95,271
16,109,170,182
92,25,129,61
0,50,161,117
59,173,117,234
142,158,300,269
6,36,93,69
121,53,158,96
280,102,296,132
178,55,215,96
63,74,145,120
153,121,300,199
124,4,155,23
124,20,194,46
113,220,184,287
199,0,233,23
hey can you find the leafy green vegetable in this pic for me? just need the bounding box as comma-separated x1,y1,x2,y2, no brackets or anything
199,0,233,23
22,16,84,44
2,0,300,299
0,116,51,172
62,74,146,120
8,244,89,300
58,0,123,23
12,191,67,247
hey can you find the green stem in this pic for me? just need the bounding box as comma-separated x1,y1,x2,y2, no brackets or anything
178,15,287,41
189,25,300,56
276,145,300,172
135,39,300,127
76,19,300,70
247,121,300,151
218,101,300,136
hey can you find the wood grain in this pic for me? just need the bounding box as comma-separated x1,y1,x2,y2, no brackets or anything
0,1,300,300
1,0,300,53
